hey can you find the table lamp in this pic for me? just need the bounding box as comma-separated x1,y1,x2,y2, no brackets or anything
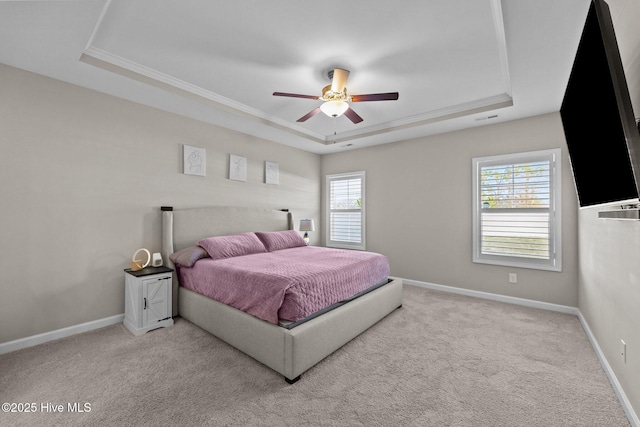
299,219,315,245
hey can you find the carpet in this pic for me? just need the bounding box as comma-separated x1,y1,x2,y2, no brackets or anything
0,285,630,426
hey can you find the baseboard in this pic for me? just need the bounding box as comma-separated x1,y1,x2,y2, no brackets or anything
0,314,124,355
403,278,579,315
577,312,640,427
403,278,638,427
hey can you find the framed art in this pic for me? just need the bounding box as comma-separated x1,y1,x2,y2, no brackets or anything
229,154,247,182
183,145,206,176
265,161,279,185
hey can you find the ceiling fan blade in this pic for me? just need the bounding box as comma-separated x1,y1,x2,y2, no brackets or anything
273,92,319,100
351,92,399,102
296,107,322,122
344,107,363,124
331,68,350,93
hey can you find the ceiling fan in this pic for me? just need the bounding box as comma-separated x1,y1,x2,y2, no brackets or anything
273,68,399,124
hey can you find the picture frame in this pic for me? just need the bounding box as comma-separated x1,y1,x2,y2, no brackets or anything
183,145,206,176
229,154,247,182
265,161,279,185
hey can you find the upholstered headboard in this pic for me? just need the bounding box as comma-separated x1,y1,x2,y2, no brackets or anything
161,206,294,315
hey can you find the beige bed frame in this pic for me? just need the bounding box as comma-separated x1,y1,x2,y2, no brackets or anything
161,206,403,383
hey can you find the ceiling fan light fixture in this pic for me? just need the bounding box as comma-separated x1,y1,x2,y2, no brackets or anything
273,68,398,124
320,100,349,118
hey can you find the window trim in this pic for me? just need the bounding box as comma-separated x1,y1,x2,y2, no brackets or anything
326,171,366,250
472,149,562,272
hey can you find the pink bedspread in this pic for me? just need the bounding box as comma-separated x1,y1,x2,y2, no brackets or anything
177,246,390,325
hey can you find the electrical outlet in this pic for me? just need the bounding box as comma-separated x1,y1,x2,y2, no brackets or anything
621,339,626,363
509,273,518,284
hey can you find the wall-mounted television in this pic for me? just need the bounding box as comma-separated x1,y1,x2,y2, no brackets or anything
560,0,640,208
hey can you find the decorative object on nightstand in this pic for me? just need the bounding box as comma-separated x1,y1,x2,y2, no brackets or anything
151,252,163,267
130,248,151,271
299,219,315,245
124,266,174,336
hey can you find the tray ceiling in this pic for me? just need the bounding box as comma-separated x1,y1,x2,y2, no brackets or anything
0,0,590,153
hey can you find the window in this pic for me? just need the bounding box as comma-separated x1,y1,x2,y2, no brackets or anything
326,171,365,250
472,149,562,271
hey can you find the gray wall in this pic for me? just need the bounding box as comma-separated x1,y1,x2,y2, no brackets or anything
0,64,321,343
579,209,640,415
577,0,640,416
322,113,579,306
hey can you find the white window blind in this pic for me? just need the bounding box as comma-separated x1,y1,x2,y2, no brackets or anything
472,149,562,271
326,171,365,250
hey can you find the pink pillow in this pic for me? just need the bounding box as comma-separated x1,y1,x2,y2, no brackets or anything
198,233,266,260
255,230,306,252
169,245,210,267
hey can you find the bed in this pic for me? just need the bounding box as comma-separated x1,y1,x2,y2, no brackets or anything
161,206,403,383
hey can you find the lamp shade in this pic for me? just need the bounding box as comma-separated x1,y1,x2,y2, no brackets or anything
320,101,349,118
299,219,315,232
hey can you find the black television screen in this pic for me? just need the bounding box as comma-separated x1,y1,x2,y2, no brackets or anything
560,0,640,208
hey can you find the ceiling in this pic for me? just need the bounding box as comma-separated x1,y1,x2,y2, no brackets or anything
0,0,590,154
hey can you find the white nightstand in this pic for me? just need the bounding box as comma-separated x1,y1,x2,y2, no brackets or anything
123,266,174,336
